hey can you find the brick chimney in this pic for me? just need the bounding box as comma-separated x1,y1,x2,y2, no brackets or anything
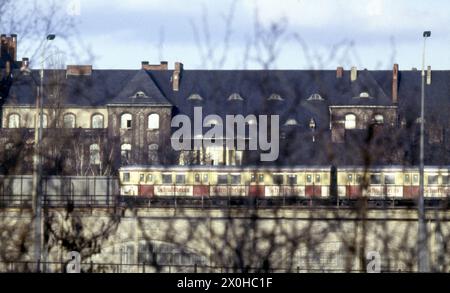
392,64,399,104
141,61,168,70
172,62,183,91
336,66,343,79
426,66,431,85
66,65,93,76
9,34,17,61
350,66,357,82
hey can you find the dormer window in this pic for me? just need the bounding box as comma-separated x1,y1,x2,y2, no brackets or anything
228,93,244,101
267,93,284,101
374,114,384,124
359,92,371,98
188,93,203,101
133,91,147,98
307,93,324,101
284,118,299,126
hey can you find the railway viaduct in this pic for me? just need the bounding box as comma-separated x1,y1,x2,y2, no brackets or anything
1,206,450,272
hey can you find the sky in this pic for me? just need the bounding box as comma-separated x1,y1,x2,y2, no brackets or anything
17,0,450,70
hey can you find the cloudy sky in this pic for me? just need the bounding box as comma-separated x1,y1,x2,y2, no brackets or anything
19,0,450,70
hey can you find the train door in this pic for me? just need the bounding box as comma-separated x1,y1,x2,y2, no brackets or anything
138,173,154,197
249,173,265,197
193,173,209,197
346,172,362,199
367,173,383,198
403,173,419,199
305,173,321,198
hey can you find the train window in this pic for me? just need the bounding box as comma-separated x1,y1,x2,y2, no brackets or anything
218,175,228,185
428,175,439,185
288,175,297,185
203,174,209,183
123,173,130,182
347,174,353,184
315,174,321,183
273,174,284,185
258,174,264,182
162,174,172,184
176,174,186,184
195,174,200,183
370,174,381,184
443,176,450,185
251,174,256,182
140,174,145,182
384,175,395,185
146,174,153,183
413,174,419,183
356,175,363,184
306,174,312,184
404,174,410,184
231,175,241,185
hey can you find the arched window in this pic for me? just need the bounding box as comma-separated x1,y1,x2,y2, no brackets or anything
8,114,20,128
374,114,384,124
148,113,159,130
228,93,244,101
91,114,104,128
121,113,132,129
89,144,100,165
121,144,132,163
5,143,14,158
148,144,159,164
345,114,356,129
63,113,76,128
37,113,48,128
284,118,298,126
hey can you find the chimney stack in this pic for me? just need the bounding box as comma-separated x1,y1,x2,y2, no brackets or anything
350,66,357,82
426,66,431,85
141,61,168,70
20,57,29,73
66,65,93,76
172,62,183,91
392,64,399,104
336,66,343,79
10,34,17,61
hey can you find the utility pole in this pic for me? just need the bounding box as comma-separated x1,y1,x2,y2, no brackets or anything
31,34,55,272
418,30,431,273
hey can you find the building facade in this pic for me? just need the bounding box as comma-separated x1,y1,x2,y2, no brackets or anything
1,34,450,176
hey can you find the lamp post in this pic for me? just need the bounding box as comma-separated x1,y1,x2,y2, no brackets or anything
418,30,431,273
31,34,55,272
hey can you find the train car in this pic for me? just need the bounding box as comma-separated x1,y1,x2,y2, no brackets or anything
118,165,332,198
0,175,118,207
337,166,450,199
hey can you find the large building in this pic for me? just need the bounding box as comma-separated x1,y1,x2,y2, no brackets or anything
1,34,450,176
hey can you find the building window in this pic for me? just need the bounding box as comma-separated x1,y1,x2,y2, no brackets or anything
63,113,76,128
8,114,20,128
121,144,132,163
374,114,384,124
188,93,203,101
120,113,132,129
284,118,299,126
123,173,130,182
228,93,244,101
148,114,160,130
307,93,324,101
268,93,284,101
148,144,159,164
89,144,100,165
91,114,104,128
344,114,356,129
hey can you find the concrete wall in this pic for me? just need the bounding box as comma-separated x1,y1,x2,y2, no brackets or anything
1,207,450,273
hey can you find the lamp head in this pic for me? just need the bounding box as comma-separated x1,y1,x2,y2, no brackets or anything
423,31,431,38
46,34,56,41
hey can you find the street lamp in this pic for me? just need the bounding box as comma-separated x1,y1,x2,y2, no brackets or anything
418,30,431,272
31,34,56,272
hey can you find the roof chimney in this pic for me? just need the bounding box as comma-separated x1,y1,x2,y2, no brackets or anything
20,57,29,74
392,64,399,104
66,65,93,77
426,66,431,85
350,66,357,82
0,34,7,59
9,34,17,61
336,66,343,79
172,62,183,91
141,61,168,70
